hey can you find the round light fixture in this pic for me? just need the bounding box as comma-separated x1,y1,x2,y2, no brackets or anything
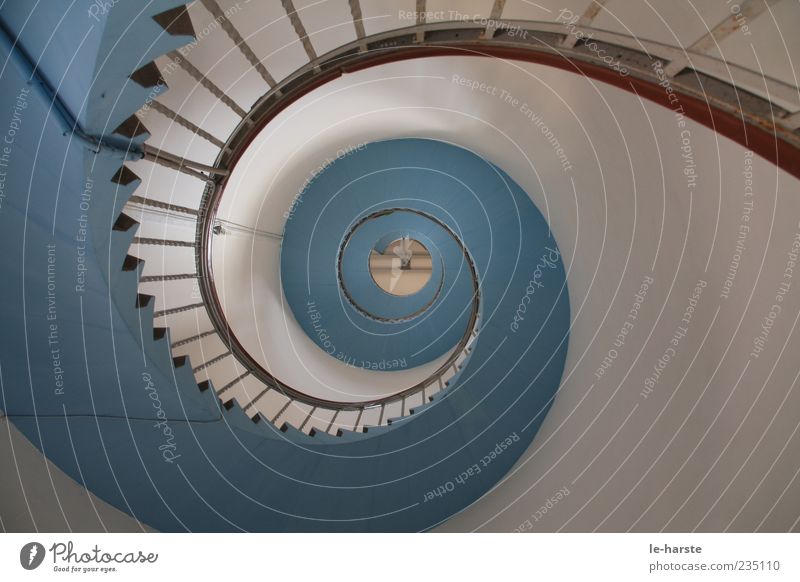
368,237,433,296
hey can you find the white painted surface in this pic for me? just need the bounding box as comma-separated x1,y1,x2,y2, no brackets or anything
5,1,800,532
360,0,416,36
704,0,800,89
185,0,270,108
215,55,800,531
294,0,359,56
591,1,732,48
220,0,311,83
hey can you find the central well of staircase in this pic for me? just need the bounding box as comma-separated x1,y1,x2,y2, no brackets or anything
368,238,432,296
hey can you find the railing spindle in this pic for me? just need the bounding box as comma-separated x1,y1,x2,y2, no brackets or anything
153,303,203,318
324,409,340,433
243,386,271,412
192,350,231,373
298,406,317,431
128,195,199,216
140,273,198,282
217,371,251,395
271,400,292,423
171,329,215,348
133,237,194,247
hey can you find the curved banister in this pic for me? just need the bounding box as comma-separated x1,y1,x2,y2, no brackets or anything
7,0,795,531
195,205,481,415
140,15,800,435
210,20,800,174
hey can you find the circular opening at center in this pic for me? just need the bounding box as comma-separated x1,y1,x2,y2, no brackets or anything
369,237,433,296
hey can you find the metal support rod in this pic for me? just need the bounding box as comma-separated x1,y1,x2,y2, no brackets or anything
377,404,385,425
217,371,251,395
298,406,317,431
483,0,506,38
281,0,317,61
489,0,506,20
353,408,363,431
213,219,284,240
560,0,610,48
153,303,204,318
243,386,271,411
324,409,340,432
781,110,800,130
143,152,215,183
348,0,366,39
663,0,780,76
147,100,225,148
166,50,247,117
192,350,232,373
133,237,195,247
171,329,215,348
415,0,426,41
416,0,426,24
200,0,277,87
142,144,229,177
128,195,199,216
271,400,292,423
140,273,198,282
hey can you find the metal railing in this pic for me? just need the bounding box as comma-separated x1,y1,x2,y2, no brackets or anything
336,208,470,324
127,10,800,436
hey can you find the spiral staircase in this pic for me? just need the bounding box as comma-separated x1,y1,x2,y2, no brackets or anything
1,0,799,532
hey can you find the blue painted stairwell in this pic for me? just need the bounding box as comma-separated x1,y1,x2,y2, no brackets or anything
0,1,570,532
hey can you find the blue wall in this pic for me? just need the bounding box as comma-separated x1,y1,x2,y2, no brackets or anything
0,2,570,531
